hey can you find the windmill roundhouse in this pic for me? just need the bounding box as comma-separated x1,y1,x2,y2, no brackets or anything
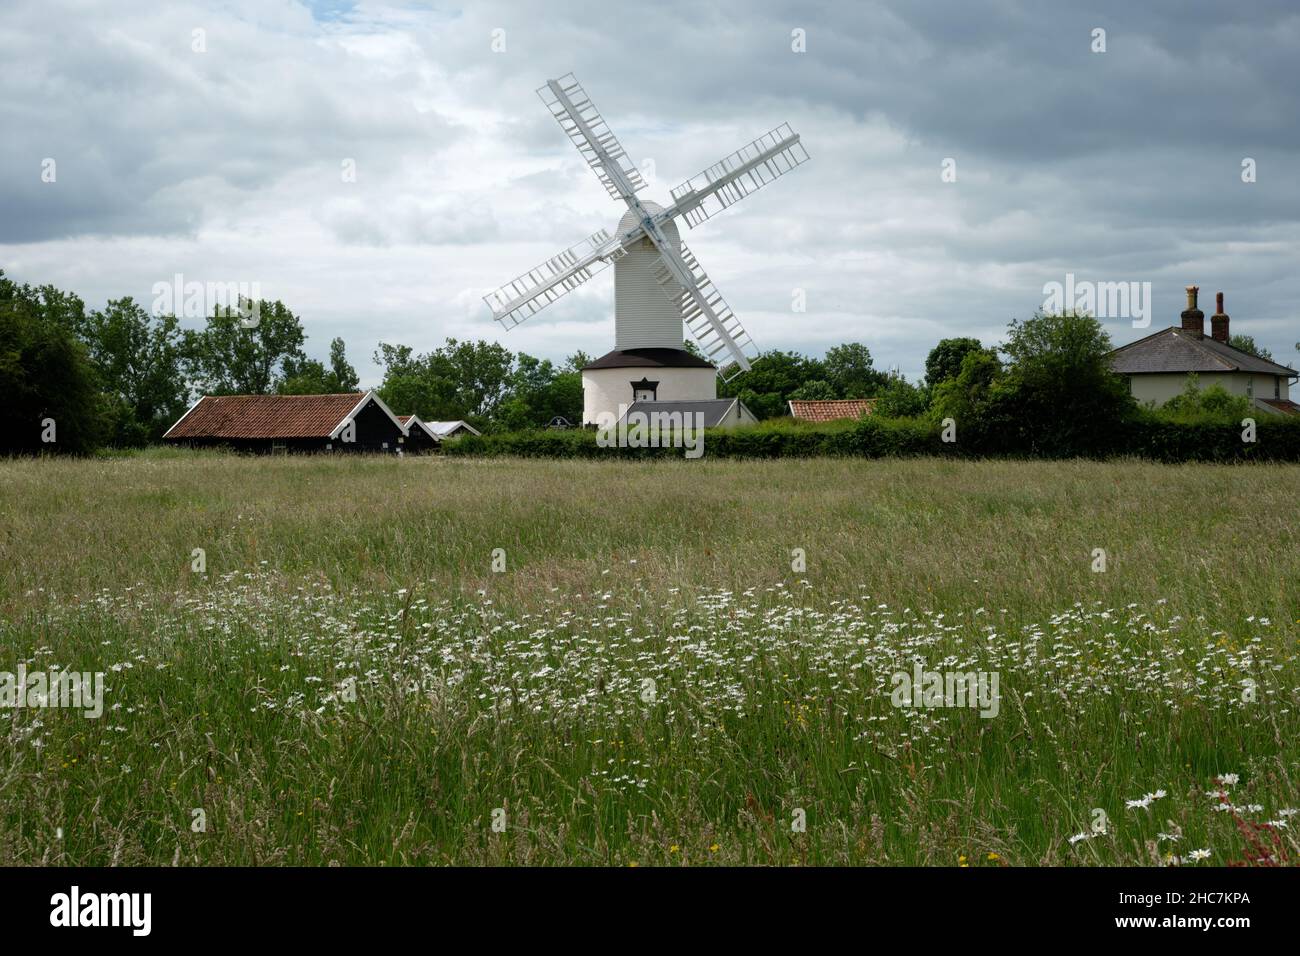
484,74,809,426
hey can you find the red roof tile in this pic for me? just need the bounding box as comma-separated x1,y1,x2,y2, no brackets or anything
1258,398,1300,416
788,398,876,423
165,393,366,440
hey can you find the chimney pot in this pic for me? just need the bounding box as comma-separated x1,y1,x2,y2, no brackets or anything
1180,284,1205,336
1210,290,1230,343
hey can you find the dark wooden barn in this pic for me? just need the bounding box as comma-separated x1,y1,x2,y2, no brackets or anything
397,415,441,454
163,391,407,453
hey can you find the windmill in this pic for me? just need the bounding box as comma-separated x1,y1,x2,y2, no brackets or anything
484,74,809,426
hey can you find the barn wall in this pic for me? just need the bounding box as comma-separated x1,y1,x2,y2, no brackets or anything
341,398,404,451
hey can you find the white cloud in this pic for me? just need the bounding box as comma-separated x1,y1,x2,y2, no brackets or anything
2,0,1298,386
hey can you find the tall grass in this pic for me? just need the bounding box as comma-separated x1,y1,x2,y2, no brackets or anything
0,449,1296,865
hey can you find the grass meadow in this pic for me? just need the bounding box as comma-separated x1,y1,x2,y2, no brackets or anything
1,449,1297,866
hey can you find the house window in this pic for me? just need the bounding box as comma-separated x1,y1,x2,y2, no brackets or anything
1276,376,1281,399
1246,377,1254,398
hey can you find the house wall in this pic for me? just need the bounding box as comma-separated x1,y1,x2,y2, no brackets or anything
582,366,716,425
1127,372,1290,408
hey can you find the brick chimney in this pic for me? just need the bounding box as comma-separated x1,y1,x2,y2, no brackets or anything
1180,285,1204,336
1210,291,1230,343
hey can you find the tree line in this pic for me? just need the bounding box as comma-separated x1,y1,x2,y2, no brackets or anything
4,269,1292,455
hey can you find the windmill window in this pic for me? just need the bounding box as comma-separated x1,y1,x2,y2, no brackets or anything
631,378,659,402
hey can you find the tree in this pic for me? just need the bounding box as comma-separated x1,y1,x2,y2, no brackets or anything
1,271,107,453
183,299,307,395
872,376,928,418
373,338,515,425
565,350,593,372
719,349,826,419
279,338,360,395
930,348,1003,425
823,342,887,398
925,337,985,387
788,379,837,401
995,311,1134,456
81,297,188,444
328,337,359,391
495,353,582,430
1227,334,1272,362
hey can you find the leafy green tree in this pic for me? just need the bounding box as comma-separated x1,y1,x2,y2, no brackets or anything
373,342,456,418
565,350,593,372
872,376,928,418
183,300,308,395
373,338,515,425
719,349,826,419
925,337,985,387
994,311,1134,456
495,353,583,430
788,379,837,401
930,348,1003,425
81,297,188,444
328,337,359,391
823,342,886,398
1,271,107,453
1227,334,1272,362
279,338,360,395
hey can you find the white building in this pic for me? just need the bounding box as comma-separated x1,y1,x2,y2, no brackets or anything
580,201,752,427
1108,287,1298,415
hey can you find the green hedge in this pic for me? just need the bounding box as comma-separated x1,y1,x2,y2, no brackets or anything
442,414,1300,462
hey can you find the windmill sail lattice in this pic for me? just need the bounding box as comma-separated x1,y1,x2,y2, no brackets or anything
484,229,625,331
484,73,808,380
652,242,758,381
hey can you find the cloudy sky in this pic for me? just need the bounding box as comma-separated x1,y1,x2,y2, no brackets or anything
3,0,1298,384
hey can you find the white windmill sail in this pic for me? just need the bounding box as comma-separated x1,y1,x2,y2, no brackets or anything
537,73,647,202
483,229,625,330
486,73,810,383
650,242,759,380
666,123,809,229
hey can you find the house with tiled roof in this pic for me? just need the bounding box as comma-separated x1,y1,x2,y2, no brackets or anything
164,390,408,452
788,398,876,423
1108,287,1298,415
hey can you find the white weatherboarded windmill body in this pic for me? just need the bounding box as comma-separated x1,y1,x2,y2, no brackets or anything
484,74,809,426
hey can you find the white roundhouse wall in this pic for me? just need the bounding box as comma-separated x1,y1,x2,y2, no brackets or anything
582,366,717,425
